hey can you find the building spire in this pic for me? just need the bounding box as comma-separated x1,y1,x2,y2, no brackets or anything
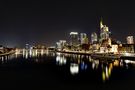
100,17,103,29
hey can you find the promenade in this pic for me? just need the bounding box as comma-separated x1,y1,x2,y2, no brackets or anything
56,50,135,59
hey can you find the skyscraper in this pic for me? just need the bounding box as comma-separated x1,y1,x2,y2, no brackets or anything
56,40,66,50
100,19,110,43
70,32,79,46
25,44,30,50
127,36,134,44
91,32,98,44
59,40,66,50
80,33,88,44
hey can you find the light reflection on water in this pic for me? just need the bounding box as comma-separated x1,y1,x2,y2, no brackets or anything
55,52,135,82
70,63,79,75
56,53,67,65
21,49,52,59
0,50,135,83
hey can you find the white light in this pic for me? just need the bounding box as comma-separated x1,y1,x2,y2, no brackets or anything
25,52,28,59
92,63,95,69
124,53,130,56
125,60,135,64
106,66,109,78
41,49,44,55
29,50,32,57
56,55,67,65
70,63,79,75
70,32,78,35
56,53,61,55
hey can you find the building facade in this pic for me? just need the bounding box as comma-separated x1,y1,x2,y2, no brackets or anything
70,32,79,46
100,19,111,43
56,40,67,50
80,33,87,44
127,36,134,44
91,32,98,44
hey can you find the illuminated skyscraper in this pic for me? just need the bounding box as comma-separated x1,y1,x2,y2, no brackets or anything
25,44,30,50
127,36,134,44
59,40,66,47
56,40,66,50
91,32,98,44
80,33,88,44
100,19,110,43
70,32,79,46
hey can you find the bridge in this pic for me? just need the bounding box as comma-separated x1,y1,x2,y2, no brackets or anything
0,50,15,56
15,48,48,55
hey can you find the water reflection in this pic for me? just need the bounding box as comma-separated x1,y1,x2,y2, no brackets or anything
22,49,49,59
0,49,50,64
56,53,67,65
80,62,87,70
70,63,79,75
101,63,113,82
92,60,99,70
0,55,15,64
55,53,135,82
1,51,135,83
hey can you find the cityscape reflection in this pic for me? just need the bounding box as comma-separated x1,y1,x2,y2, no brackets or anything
54,52,135,82
56,53,67,65
0,51,135,83
70,63,79,75
101,63,113,82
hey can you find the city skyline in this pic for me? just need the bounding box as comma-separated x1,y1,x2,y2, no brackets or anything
0,1,135,89
0,0,135,47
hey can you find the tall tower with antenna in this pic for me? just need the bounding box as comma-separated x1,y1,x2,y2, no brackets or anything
99,18,110,43
100,18,104,29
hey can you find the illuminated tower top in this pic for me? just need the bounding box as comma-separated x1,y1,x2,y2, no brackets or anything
99,18,111,43
100,18,104,29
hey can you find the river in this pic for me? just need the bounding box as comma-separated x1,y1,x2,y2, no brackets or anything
0,49,134,89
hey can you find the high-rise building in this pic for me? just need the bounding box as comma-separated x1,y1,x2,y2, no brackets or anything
56,42,61,49
70,32,79,46
127,36,134,44
25,44,30,49
80,33,88,44
60,40,66,48
56,40,66,50
100,19,110,43
91,32,98,44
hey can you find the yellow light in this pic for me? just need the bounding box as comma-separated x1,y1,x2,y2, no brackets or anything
102,71,106,82
113,60,119,66
109,63,113,69
108,68,111,76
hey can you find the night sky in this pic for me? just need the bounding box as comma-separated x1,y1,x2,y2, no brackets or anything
0,0,135,47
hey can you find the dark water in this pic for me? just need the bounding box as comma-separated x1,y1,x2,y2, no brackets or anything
0,50,135,89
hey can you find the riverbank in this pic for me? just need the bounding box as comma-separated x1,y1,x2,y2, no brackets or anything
56,50,120,59
56,50,92,55
0,50,15,56
56,50,135,59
